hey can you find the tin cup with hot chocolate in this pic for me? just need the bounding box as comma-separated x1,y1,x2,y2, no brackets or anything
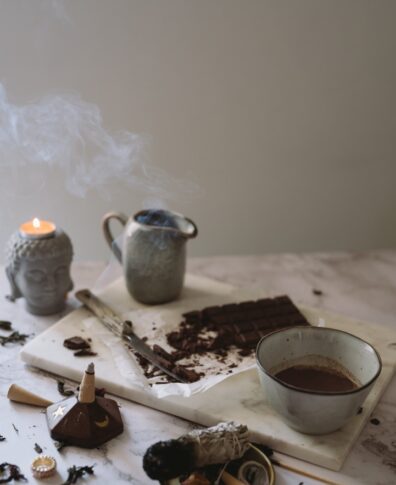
256,326,382,434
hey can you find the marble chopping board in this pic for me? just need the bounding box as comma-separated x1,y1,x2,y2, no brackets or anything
20,274,396,471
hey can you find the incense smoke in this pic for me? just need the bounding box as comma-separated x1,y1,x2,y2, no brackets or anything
0,84,199,199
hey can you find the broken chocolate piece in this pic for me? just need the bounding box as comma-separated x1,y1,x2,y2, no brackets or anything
63,336,91,350
73,349,98,357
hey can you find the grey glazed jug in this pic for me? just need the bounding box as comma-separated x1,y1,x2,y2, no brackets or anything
102,209,198,304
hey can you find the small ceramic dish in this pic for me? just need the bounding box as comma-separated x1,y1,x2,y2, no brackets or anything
256,326,382,434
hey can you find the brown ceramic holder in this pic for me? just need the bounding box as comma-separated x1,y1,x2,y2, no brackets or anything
46,363,123,448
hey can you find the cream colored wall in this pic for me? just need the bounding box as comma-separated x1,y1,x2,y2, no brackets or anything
0,0,395,260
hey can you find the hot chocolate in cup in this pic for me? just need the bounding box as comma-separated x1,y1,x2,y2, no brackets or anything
256,326,382,434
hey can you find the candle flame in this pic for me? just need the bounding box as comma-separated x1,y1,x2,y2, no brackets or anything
32,218,41,229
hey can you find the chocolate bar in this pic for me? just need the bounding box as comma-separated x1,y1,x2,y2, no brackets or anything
167,295,310,355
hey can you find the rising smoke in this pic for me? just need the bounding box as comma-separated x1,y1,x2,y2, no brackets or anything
0,83,200,200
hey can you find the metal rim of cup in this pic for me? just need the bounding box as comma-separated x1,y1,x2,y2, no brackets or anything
255,326,382,396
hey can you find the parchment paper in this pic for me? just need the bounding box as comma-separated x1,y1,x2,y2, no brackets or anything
85,261,263,397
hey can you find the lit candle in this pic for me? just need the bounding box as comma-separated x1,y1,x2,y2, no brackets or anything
19,218,56,239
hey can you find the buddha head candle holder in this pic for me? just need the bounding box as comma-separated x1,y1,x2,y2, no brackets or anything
5,218,73,315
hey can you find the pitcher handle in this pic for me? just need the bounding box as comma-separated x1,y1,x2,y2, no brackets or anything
184,217,198,239
102,212,128,263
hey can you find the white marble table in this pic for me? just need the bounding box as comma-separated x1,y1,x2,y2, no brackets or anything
1,252,396,485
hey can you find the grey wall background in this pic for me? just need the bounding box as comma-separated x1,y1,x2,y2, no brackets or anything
0,0,395,261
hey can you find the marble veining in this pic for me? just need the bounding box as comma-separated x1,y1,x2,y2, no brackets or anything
0,253,396,484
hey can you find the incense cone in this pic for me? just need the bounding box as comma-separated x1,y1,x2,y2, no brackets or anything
7,384,53,407
78,362,95,403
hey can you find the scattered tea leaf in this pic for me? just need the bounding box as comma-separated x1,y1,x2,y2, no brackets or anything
12,424,19,435
312,289,323,296
0,462,27,482
0,331,29,346
370,418,380,425
34,443,43,454
57,380,75,397
61,465,94,485
0,321,12,331
0,436,5,442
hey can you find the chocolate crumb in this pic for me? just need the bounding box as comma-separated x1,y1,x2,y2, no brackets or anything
63,336,91,350
34,443,43,454
370,418,381,425
312,289,323,296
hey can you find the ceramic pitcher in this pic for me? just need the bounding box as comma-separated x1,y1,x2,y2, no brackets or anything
102,209,198,304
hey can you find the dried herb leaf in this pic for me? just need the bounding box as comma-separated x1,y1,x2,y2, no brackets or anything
0,321,12,331
61,465,94,485
57,380,75,397
34,443,43,454
0,462,27,483
0,331,29,346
